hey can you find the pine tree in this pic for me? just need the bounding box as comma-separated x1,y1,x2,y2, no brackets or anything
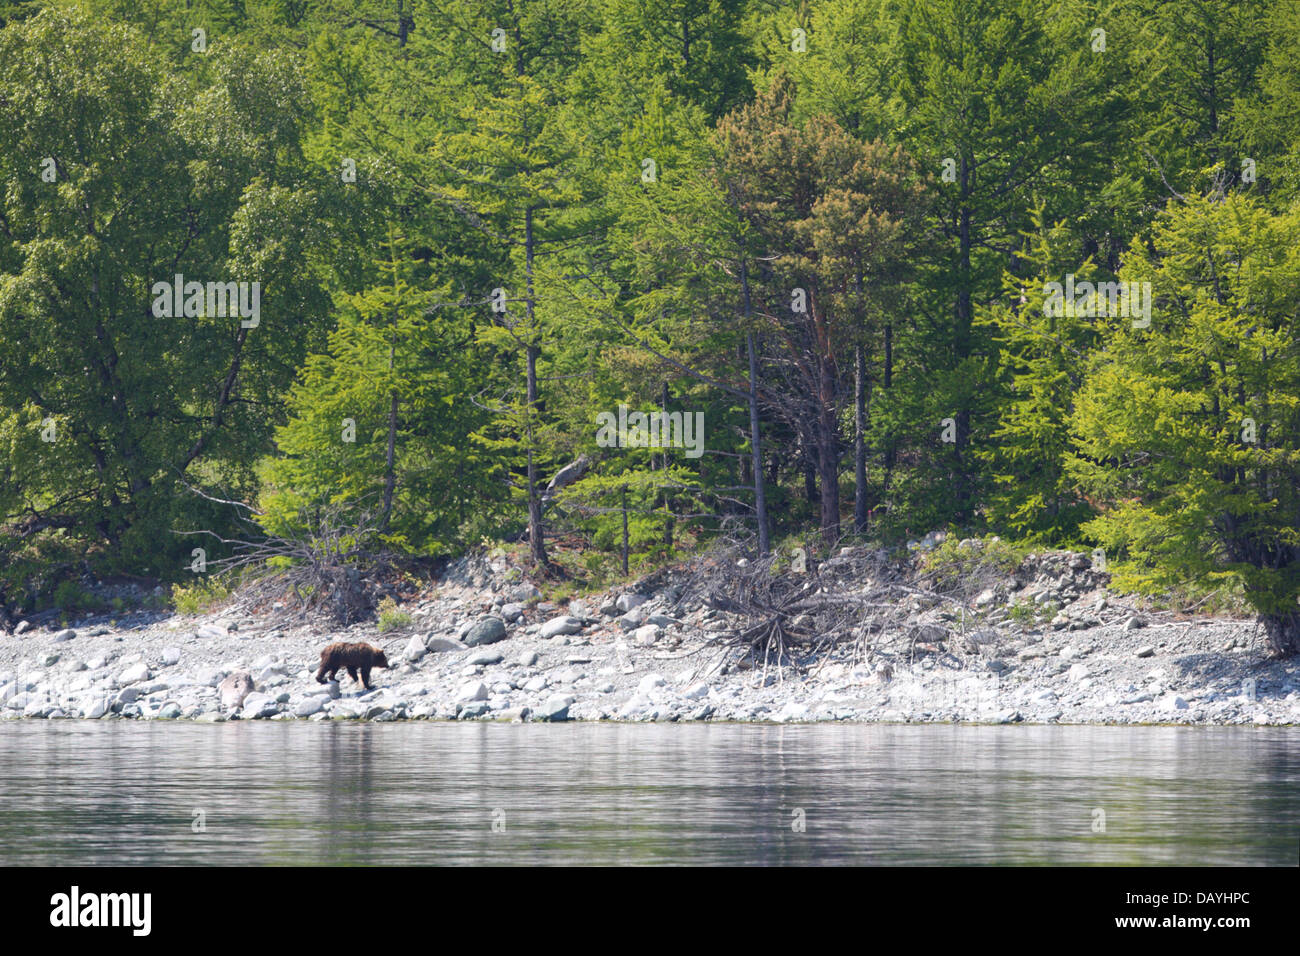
1070,193,1300,655
975,208,1100,540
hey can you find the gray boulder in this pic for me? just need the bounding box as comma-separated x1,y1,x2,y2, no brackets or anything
239,692,278,719
464,618,507,647
425,635,468,653
293,695,327,718
535,694,575,721
540,615,583,638
616,593,648,614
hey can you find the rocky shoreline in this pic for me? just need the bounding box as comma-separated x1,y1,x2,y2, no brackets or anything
2,543,1298,726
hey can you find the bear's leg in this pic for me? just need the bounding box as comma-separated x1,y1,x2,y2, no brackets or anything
315,664,329,684
360,666,372,690
346,666,359,684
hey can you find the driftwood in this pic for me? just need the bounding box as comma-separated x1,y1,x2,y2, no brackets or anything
174,499,393,626
670,537,1018,678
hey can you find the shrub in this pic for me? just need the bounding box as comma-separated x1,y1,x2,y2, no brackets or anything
376,597,412,632
171,579,231,615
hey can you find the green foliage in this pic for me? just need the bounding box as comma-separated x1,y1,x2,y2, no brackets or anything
921,535,1027,588
4,0,1300,653
1070,194,1300,649
375,596,412,632
52,579,103,614
171,578,231,616
1005,600,1039,626
975,208,1100,541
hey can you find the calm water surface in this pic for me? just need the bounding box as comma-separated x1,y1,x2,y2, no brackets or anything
0,723,1296,865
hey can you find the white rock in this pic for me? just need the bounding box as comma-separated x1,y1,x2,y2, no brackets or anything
618,694,657,719
682,682,711,700
238,692,277,718
517,650,540,667
1066,663,1089,682
775,702,809,722
52,628,76,643
118,663,151,685
631,624,661,646
637,673,667,695
161,647,182,666
293,696,327,717
403,635,427,662
523,675,548,692
456,681,489,703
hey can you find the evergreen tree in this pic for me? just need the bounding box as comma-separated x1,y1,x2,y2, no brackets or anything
1070,194,1300,654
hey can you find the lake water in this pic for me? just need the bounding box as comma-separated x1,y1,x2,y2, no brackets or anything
0,722,1296,865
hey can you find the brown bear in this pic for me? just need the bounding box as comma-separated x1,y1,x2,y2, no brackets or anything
315,642,389,690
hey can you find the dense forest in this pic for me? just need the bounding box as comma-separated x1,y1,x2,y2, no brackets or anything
3,0,1300,654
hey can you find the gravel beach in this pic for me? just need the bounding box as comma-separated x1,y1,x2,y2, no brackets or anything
3,543,1297,726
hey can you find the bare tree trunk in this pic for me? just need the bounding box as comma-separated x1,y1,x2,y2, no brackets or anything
380,341,398,533
747,331,769,556
740,260,769,555
1261,609,1300,657
853,343,868,533
883,320,894,499
621,485,629,575
660,382,674,549
524,205,547,567
955,152,974,523
817,406,840,546
397,0,411,47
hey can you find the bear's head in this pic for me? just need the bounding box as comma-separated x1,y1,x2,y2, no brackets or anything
373,648,390,669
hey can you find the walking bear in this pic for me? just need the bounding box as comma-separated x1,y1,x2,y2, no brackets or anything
315,641,389,690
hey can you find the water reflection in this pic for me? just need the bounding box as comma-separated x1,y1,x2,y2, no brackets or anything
0,723,1295,865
